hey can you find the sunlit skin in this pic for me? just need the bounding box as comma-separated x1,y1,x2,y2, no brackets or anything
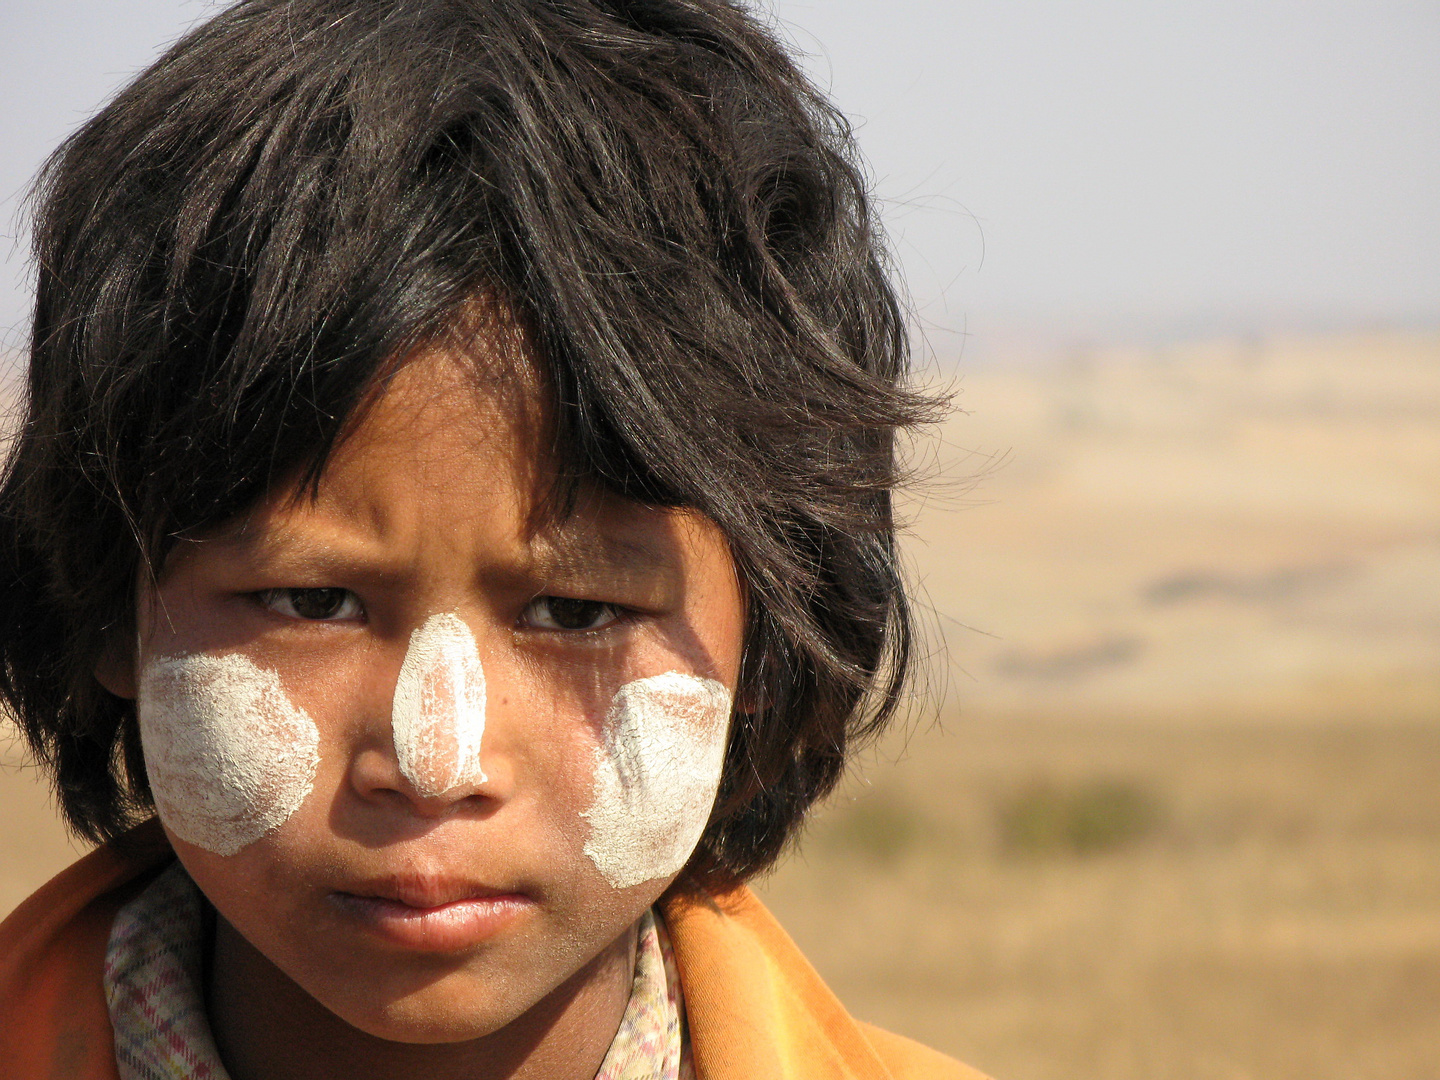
95,336,746,1080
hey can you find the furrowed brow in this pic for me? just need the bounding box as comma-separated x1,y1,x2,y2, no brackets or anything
529,531,678,580
198,518,386,575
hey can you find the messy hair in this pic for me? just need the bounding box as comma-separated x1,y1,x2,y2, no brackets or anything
0,0,937,887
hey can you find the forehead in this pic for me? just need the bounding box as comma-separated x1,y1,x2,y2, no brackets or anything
333,336,551,506
202,335,723,586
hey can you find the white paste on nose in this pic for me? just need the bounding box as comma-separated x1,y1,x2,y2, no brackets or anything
391,613,488,797
581,672,732,889
138,653,320,857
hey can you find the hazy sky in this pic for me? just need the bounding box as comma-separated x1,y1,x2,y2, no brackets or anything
3,1,1437,357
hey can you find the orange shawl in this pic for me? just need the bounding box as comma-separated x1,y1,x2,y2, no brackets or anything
0,821,982,1079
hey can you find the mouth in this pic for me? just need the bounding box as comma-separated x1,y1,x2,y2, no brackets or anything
329,878,534,952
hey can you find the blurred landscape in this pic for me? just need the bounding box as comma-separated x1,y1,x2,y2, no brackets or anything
754,329,1440,1079
4,331,1439,1078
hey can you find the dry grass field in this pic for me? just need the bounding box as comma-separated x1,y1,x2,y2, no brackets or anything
755,716,1440,1079
3,331,1438,1078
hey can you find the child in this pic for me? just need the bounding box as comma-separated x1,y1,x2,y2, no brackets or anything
0,1,979,1077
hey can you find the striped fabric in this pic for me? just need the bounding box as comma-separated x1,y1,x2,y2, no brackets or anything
103,863,223,1080
103,862,691,1079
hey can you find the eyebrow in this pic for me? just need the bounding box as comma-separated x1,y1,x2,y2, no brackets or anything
527,531,678,579
199,509,683,586
194,521,383,576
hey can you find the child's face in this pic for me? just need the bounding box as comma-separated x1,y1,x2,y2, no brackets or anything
108,341,745,1045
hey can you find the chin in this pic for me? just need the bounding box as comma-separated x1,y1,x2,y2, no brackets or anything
321,977,532,1045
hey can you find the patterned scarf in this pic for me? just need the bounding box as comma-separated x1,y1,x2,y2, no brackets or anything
104,862,692,1080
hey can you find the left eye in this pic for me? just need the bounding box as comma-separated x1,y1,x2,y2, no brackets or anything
521,596,622,632
259,588,364,622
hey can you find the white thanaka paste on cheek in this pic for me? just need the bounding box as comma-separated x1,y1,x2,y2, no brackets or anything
137,653,321,857
581,672,732,889
391,613,488,797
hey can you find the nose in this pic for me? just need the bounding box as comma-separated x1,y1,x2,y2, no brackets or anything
390,613,488,798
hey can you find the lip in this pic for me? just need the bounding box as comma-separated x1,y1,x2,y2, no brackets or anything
329,879,533,952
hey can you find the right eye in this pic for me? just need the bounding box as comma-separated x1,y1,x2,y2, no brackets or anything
258,588,364,622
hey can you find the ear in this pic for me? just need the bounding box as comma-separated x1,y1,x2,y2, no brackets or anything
93,633,138,700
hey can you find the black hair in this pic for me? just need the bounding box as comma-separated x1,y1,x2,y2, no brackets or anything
0,0,939,888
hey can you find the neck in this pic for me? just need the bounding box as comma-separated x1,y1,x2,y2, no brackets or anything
207,915,638,1080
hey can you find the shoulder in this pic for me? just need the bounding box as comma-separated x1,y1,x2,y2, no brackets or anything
860,1022,992,1080
0,818,173,1080
660,883,989,1080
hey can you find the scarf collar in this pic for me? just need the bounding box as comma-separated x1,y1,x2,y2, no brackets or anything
104,862,691,1080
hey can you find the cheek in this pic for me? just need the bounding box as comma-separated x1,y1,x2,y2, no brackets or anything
579,672,732,889
138,653,320,857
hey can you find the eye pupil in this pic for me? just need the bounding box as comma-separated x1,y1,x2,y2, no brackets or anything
289,588,348,620
545,597,607,630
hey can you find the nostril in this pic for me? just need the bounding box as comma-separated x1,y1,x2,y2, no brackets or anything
391,613,488,798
